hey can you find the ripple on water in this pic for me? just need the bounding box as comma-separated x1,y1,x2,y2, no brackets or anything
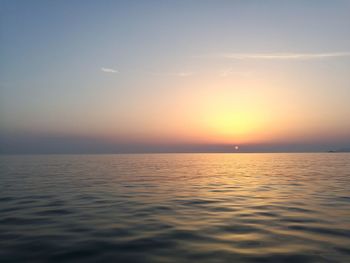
0,153,350,262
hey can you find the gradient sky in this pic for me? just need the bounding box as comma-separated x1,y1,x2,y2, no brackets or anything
1,0,350,153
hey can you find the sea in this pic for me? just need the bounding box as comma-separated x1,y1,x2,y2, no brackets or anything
1,153,350,262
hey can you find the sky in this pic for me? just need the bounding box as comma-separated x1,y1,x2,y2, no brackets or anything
1,0,350,153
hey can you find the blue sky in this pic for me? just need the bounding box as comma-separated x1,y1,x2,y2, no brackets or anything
1,0,350,153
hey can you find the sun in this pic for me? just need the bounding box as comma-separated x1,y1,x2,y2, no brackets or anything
203,110,262,143
235,145,239,150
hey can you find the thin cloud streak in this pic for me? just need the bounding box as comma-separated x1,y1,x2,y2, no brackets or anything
151,71,194,77
220,68,252,77
176,72,194,77
206,52,350,60
101,67,118,73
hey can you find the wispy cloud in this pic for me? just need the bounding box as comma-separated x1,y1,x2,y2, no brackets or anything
151,71,194,77
204,52,350,60
220,68,252,77
175,72,194,77
101,67,118,73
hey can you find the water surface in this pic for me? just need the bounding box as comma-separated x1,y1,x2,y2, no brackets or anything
1,153,350,262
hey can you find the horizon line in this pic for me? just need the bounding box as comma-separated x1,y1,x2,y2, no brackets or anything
1,151,348,155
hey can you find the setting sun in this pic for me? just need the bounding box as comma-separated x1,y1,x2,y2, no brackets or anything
205,110,263,142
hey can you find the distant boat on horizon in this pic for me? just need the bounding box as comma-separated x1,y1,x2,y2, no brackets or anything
327,148,350,153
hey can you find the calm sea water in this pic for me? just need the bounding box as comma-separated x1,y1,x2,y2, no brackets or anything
1,153,350,262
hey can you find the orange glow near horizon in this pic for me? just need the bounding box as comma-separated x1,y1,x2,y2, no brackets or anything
58,76,305,145
14,66,350,148
200,107,267,144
